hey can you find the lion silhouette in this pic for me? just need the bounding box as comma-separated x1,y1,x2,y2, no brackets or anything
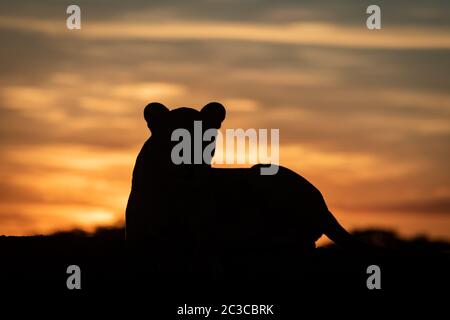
126,102,357,271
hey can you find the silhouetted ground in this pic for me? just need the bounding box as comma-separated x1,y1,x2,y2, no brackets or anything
1,227,448,314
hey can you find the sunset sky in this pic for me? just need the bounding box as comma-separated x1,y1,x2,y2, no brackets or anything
0,0,449,241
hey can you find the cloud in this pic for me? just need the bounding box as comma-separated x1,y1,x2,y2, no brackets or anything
354,197,450,215
0,144,131,235
2,17,450,49
2,0,449,28
221,98,260,112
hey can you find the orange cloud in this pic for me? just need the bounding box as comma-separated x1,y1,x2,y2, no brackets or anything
1,17,450,49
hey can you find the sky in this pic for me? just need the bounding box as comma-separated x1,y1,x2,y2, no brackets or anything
0,0,449,240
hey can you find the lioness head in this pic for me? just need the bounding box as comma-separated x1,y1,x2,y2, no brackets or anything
144,102,226,168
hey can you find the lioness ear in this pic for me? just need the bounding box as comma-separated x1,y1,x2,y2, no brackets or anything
201,102,226,128
144,102,169,132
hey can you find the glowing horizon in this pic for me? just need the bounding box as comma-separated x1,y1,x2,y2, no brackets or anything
0,0,449,241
